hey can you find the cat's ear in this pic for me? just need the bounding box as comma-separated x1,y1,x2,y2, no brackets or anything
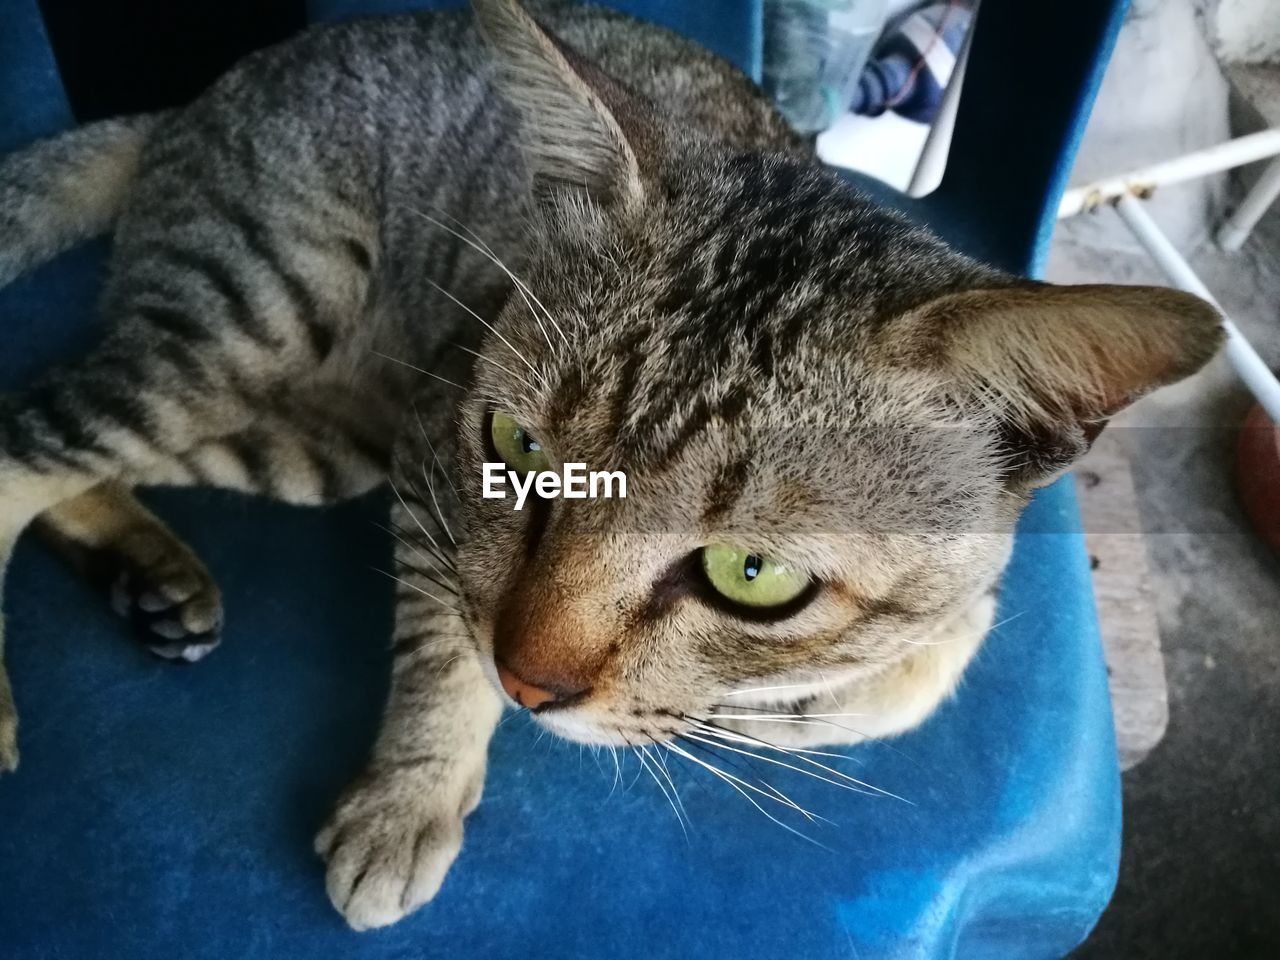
885,282,1223,486
472,0,650,206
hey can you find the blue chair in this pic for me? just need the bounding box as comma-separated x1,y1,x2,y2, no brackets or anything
0,1,1124,956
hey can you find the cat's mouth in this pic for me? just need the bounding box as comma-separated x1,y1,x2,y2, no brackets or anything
476,651,690,745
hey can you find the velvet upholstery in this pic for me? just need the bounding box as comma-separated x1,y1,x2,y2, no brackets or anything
0,1,1125,956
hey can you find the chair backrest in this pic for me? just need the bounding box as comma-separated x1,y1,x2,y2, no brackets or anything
0,0,74,153
307,0,1129,280
930,0,1129,275
306,0,762,78
9,0,1127,278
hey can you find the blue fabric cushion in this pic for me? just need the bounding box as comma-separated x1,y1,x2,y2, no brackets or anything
0,0,1123,957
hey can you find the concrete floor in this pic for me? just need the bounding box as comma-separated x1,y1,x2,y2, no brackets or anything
1050,196,1280,957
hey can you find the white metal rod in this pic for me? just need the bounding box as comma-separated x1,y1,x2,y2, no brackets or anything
906,0,977,198
1217,154,1280,252
1113,194,1280,423
1058,128,1280,218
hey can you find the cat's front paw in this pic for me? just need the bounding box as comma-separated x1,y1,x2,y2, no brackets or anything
315,766,474,931
105,542,223,663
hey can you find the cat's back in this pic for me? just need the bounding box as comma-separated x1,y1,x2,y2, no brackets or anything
171,2,797,161
112,2,802,350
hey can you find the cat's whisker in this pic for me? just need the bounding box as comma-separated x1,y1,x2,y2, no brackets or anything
410,449,458,549
435,654,463,675
614,742,645,793
371,350,468,392
418,458,458,548
397,559,459,598
370,567,457,610
415,207,568,355
694,722,912,805
455,234,556,352
395,636,472,658
385,528,457,581
722,710,880,743
424,279,547,388
711,707,924,769
662,742,828,849
648,744,692,831
711,703,873,722
400,470,456,557
696,718,867,763
447,340,536,392
415,636,471,649
674,734,827,825
377,522,460,589
497,706,529,729
589,746,614,786
710,714,829,727
988,610,1027,633
632,742,688,839
624,750,646,793
699,718,855,734
682,730,872,804
413,403,461,500
700,717,863,733
418,209,558,348
390,476,453,563
608,746,622,797
670,735,819,823
387,518,458,575
388,510,457,560
707,703,804,714
702,712,870,720
415,208,569,347
819,671,842,709
899,608,1026,646
722,682,826,698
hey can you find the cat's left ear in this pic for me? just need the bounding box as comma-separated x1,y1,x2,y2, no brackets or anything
882,281,1223,487
472,0,652,207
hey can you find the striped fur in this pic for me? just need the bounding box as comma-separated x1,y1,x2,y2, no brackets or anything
0,0,1220,929
0,114,167,287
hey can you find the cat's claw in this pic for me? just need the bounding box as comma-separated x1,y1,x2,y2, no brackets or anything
316,768,471,931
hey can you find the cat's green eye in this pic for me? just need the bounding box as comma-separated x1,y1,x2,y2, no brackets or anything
489,411,550,475
700,545,809,609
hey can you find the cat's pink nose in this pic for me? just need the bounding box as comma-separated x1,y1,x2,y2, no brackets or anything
497,663,559,709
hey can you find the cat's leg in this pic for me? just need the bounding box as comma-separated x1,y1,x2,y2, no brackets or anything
0,341,262,770
127,390,393,508
714,587,998,750
315,476,501,931
0,352,377,767
37,481,224,661
0,158,378,766
36,396,392,661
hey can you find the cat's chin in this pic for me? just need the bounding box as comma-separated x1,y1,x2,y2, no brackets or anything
526,708,677,748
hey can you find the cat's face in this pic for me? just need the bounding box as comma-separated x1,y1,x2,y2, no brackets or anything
451,154,1020,744
449,0,1221,745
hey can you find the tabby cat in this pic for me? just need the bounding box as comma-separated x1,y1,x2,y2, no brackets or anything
0,0,1219,930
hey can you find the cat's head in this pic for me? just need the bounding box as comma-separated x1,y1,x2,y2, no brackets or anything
448,0,1221,744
